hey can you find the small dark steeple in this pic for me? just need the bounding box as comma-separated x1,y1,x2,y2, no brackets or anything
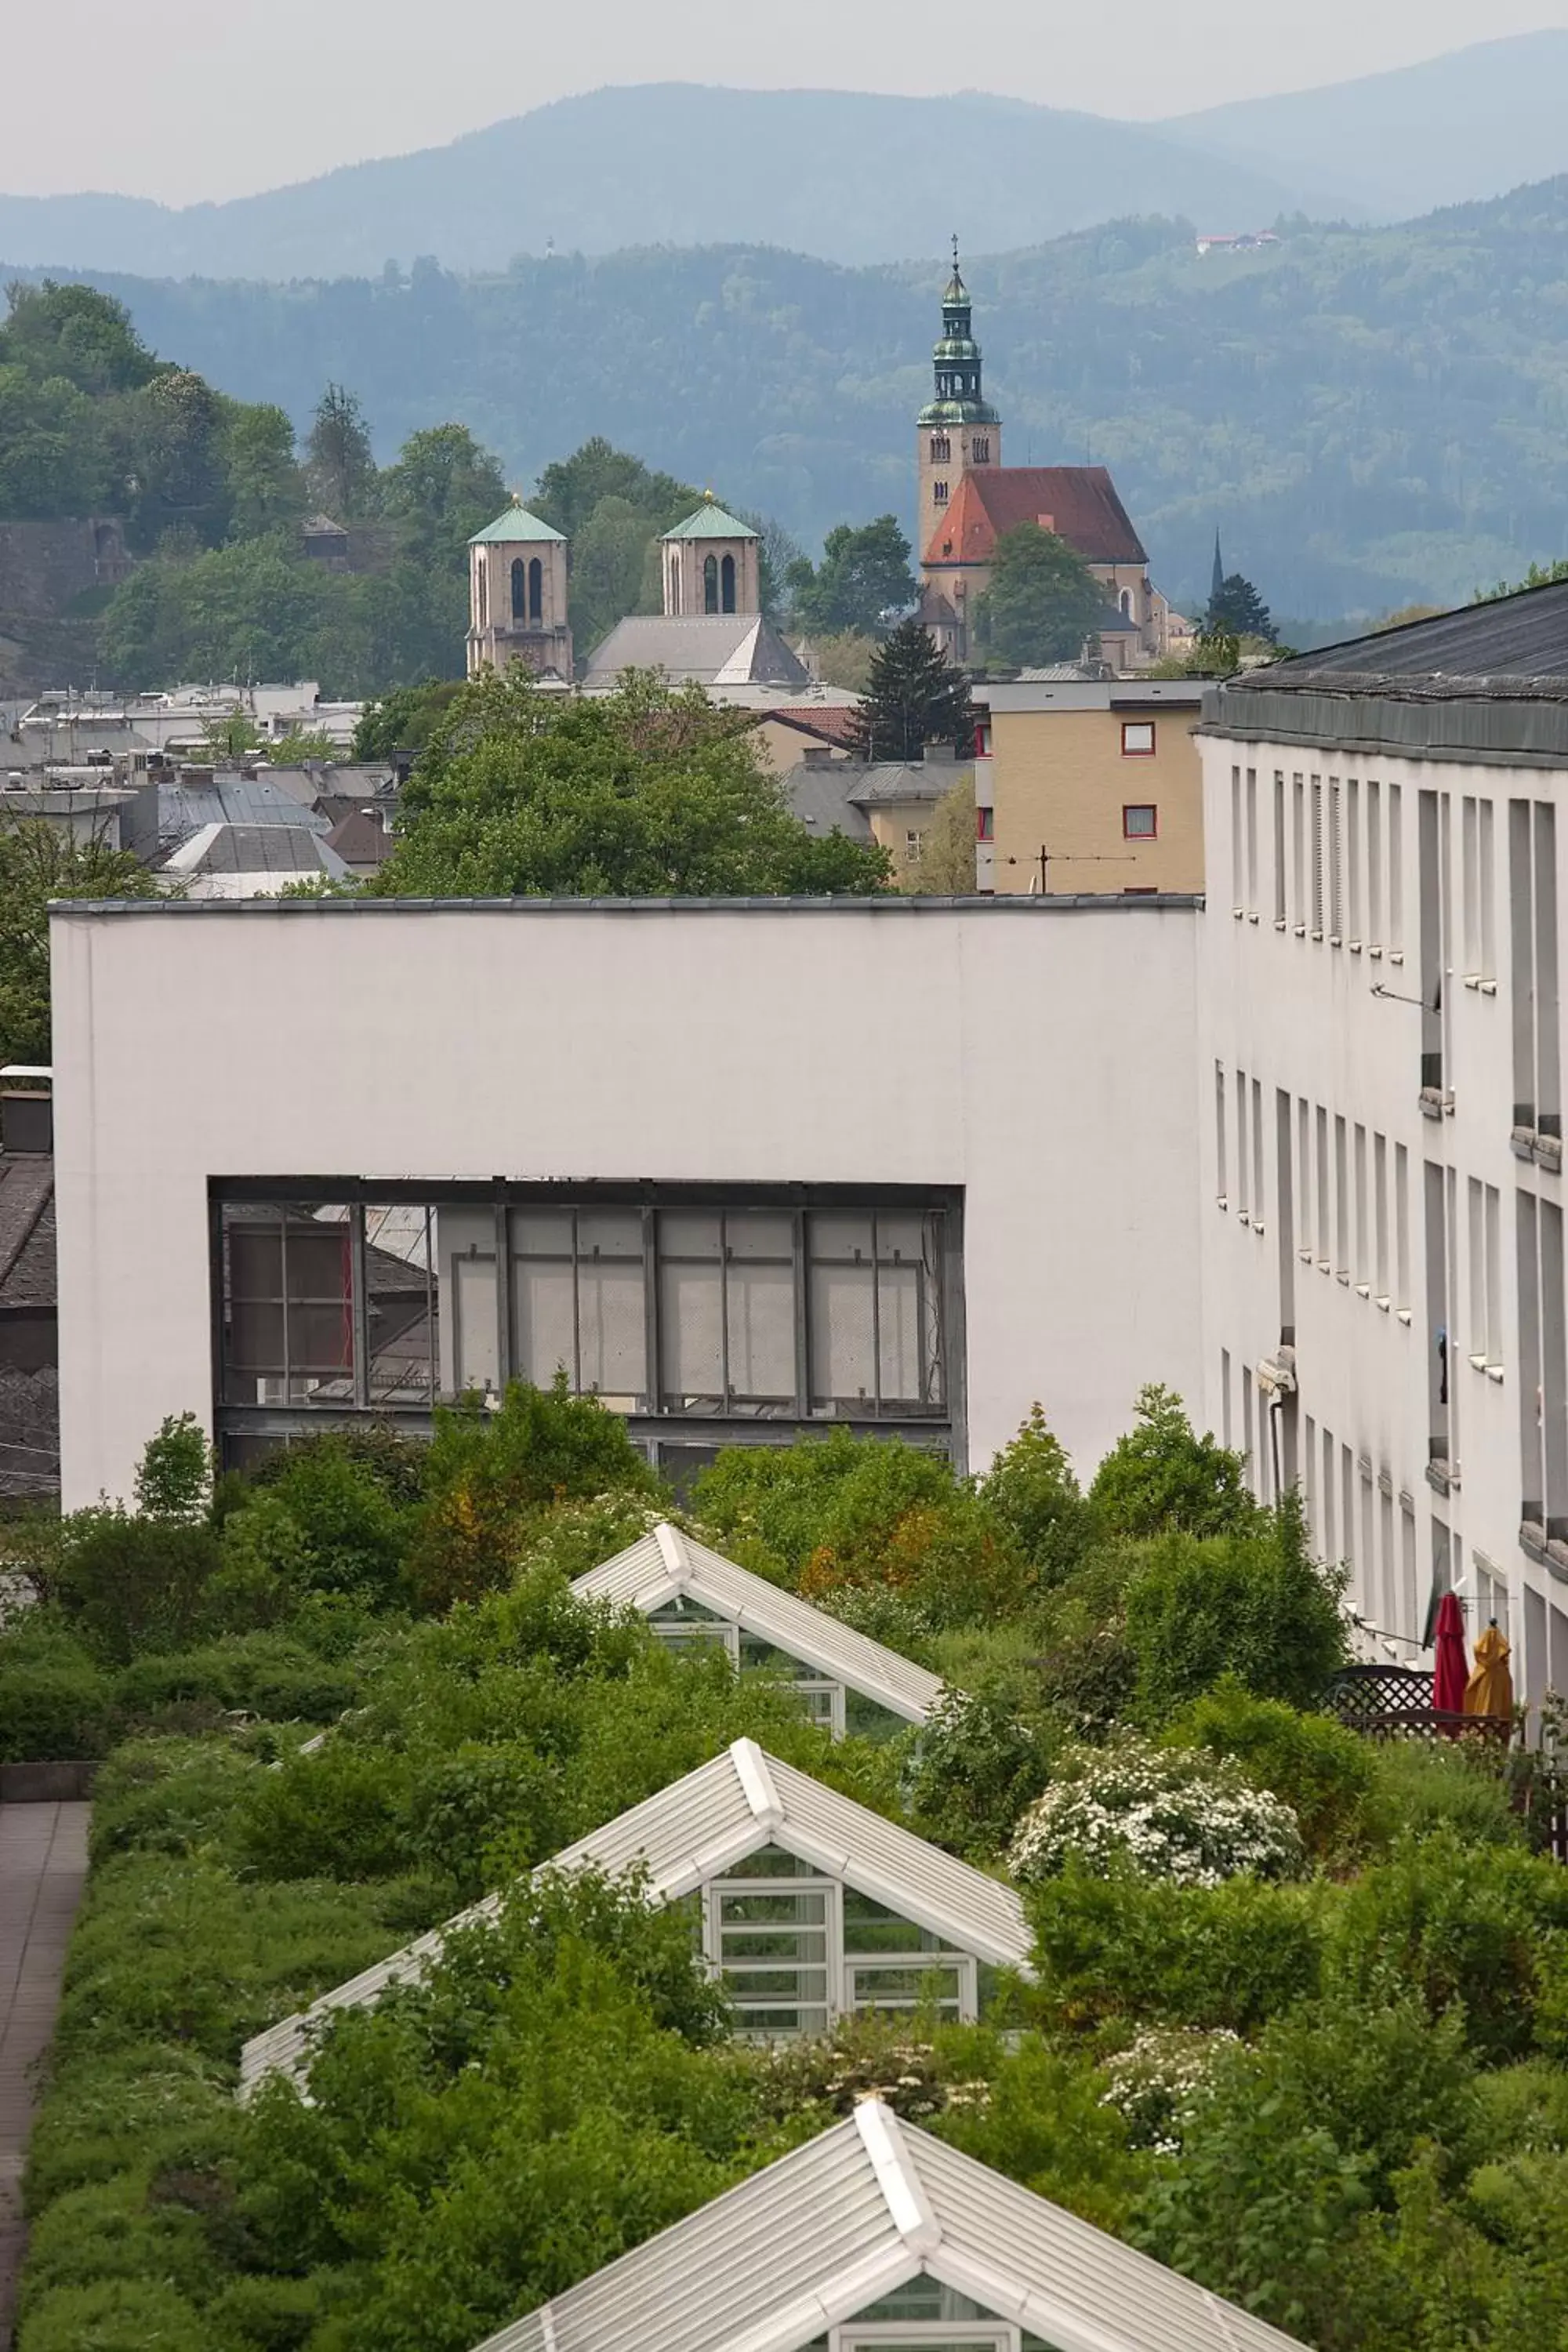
1211,530,1225,603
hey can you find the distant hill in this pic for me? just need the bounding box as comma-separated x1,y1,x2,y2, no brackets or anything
1162,31,1568,223
20,177,1568,620
0,85,1320,278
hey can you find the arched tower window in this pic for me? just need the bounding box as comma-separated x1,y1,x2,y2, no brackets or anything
972,436,989,463
669,554,682,615
476,557,488,628
1120,587,1133,617
720,553,736,613
510,557,526,619
930,434,950,463
932,481,949,506
703,554,719,614
528,557,543,622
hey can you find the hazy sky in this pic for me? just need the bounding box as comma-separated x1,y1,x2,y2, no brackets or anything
10,0,1568,204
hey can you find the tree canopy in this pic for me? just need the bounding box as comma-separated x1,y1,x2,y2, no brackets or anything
848,619,975,761
786,515,916,637
0,818,161,1065
372,667,891,898
1207,570,1276,642
974,524,1108,667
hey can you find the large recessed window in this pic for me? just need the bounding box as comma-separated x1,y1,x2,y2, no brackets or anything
213,1182,961,1468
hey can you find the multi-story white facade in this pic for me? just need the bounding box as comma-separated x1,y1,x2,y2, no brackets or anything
1200,591,1568,1700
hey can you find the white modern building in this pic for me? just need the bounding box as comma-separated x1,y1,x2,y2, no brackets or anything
49,894,1203,1506
1199,587,1568,1700
240,1737,1034,2089
570,1521,945,1737
469,2095,1307,2352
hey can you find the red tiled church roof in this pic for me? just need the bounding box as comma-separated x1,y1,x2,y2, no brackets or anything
757,706,862,747
924,466,1147,569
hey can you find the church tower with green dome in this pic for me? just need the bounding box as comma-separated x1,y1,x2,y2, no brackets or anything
916,241,1002,565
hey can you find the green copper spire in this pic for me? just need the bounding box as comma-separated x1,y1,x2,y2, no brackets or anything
918,237,1000,430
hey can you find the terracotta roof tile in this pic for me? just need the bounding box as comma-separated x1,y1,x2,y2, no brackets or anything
924,466,1146,570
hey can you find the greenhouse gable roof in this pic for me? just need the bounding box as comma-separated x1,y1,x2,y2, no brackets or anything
572,1523,946,1725
238,1739,1030,2093
473,2095,1309,2352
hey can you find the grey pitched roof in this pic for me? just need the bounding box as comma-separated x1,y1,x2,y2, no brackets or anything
238,1740,1029,2092
584,615,809,689
572,1523,945,1723
0,1156,53,1307
844,759,971,808
1238,579,1568,692
476,2097,1309,2352
187,825,343,877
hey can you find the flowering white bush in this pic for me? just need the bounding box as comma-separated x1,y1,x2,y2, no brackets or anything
1007,1737,1305,1889
1098,2027,1240,2152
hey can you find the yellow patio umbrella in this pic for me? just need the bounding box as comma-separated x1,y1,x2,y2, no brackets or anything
1463,1621,1514,1720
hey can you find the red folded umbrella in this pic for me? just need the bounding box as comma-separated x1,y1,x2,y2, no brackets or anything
1432,1591,1469,1715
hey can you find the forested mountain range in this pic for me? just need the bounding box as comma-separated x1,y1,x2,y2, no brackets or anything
5,38,1568,279
17,174,1568,619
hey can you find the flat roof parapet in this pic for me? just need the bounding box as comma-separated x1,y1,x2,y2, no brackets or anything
49,891,1207,918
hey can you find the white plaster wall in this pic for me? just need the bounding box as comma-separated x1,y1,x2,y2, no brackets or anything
1198,729,1568,1697
51,899,1204,1507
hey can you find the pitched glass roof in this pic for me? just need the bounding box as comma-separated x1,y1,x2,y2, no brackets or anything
474,2096,1311,2352
238,1739,1029,2092
573,1524,944,1722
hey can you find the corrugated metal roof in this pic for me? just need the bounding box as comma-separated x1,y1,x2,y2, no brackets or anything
1236,578,1568,689
475,2099,1309,2352
238,1740,1027,2093
571,1525,945,1725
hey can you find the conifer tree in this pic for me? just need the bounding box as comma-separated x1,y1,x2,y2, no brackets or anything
848,619,975,761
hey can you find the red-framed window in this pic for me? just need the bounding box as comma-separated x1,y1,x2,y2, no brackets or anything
1121,719,1156,757
976,807,994,841
1123,804,1158,840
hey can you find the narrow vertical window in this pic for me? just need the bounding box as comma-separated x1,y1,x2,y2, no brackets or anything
1236,1069,1250,1217
1511,797,1536,1131
528,556,543,622
703,554,719,613
1479,799,1496,982
1231,767,1243,911
1316,1104,1330,1266
720,552,737,614
1535,802,1561,1138
1374,1131,1389,1305
510,556,526,619
1544,1202,1568,1539
1328,780,1344,942
1346,779,1361,942
1334,1115,1349,1279
1246,767,1258,913
1221,1348,1232,1447
1418,789,1443,1094
1276,1090,1295,1330
1468,1177,1486,1368
476,556,488,627
1251,1076,1264,1229
1214,1063,1228,1205
1461,797,1479,976
1366,779,1382,947
1388,782,1404,955
1519,1192,1544,1528
1310,779,1324,936
1273,772,1287,924
1425,1161,1450,1468
1395,1142,1410,1314
1322,1425,1337,1559
1341,1443,1356,1577
1485,1184,1502,1373
1353,1123,1368,1290
1297,1098,1311,1260
1292,774,1305,927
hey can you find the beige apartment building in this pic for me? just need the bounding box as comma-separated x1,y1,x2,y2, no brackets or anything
976,677,1205,894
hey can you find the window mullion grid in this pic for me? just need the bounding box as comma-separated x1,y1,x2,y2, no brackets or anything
870,1213,883,1417
350,1204,369,1408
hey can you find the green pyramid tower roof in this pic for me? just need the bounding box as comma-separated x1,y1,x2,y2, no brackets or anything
662,496,758,542
469,503,565,545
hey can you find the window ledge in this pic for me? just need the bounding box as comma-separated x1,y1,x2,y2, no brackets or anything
1486,1365,1505,1385
1468,1352,1487,1370
1418,1087,1445,1121
1535,1134,1563,1175
1232,907,1245,920
1356,1282,1370,1298
1317,1258,1332,1275
1293,924,1307,938
1216,1196,1229,1211
1238,1210,1250,1228
1462,974,1481,990
1253,1220,1266,1236
1349,940,1363,955
1376,1294,1392,1312
1521,1519,1548,1566
1425,1457,1458,1497
1389,950,1405,965
1298,1246,1314,1263
1273,918,1288,932
1480,978,1497,996
1397,1307,1413,1326
1248,913,1261,925
1512,1124,1537,1161
1336,1269,1350,1286
1369,945,1383,959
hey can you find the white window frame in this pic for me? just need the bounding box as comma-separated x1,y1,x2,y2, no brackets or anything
702,1867,979,2034
833,2328,1016,2352
647,1614,848,1736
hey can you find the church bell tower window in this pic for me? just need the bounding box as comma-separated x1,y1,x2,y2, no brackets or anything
720,553,736,614
510,557,527,620
971,437,989,464
930,434,950,463
528,557,543,623
703,554,720,614
933,481,949,506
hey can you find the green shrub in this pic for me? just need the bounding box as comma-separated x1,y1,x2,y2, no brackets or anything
905,1682,1054,1857
1026,1860,1325,2033
24,2044,235,2205
1166,1677,1376,1860
205,2273,329,2351
1089,1384,1260,1538
234,1441,411,1606
1123,1497,1348,1722
1364,1736,1523,1851
133,1411,212,1522
50,1512,224,1664
1325,1829,1568,2063
977,1406,1095,1583
0,1610,116,1759
114,1635,356,1729
16,2277,208,2352
1010,1737,1306,1888
17,2172,214,2314
239,1743,419,1882
87,1735,260,1864
251,1421,428,1507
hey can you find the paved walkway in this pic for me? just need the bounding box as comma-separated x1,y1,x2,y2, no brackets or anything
0,1804,89,2352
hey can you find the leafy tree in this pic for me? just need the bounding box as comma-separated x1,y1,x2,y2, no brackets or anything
905,774,978,895
372,666,890,899
532,436,696,541
350,677,466,761
0,365,106,517
1206,570,1276,641
305,382,378,521
1089,1383,1259,1540
978,1404,1094,1581
1477,557,1568,601
133,1414,212,1523
1123,1498,1350,1721
786,515,916,636
0,279,158,395
125,368,232,549
0,818,160,1064
973,524,1108,666
568,492,660,655
809,630,878,691
848,619,975,760
220,401,305,540
380,421,506,571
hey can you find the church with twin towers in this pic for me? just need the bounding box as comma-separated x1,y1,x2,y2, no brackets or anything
466,248,1181,682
